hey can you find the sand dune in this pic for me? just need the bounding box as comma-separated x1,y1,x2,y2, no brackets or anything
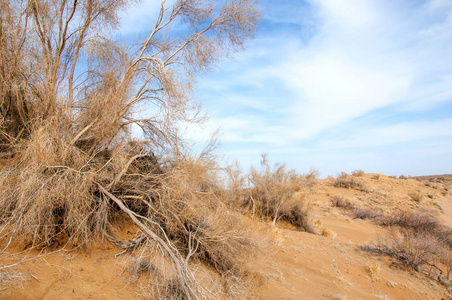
1,173,451,299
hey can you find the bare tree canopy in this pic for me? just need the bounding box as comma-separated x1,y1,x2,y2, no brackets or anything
0,0,260,155
0,1,263,299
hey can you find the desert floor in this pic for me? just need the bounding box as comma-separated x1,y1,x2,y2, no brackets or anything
1,173,451,299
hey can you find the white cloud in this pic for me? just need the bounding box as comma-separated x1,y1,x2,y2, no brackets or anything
319,118,452,149
120,0,452,176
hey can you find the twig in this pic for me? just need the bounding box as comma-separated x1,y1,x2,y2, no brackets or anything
97,184,198,300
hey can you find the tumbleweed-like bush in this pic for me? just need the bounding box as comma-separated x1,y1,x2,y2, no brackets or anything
0,0,264,298
363,210,452,287
229,154,316,233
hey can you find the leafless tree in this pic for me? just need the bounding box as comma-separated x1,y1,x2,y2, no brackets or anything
1,0,260,155
0,1,262,298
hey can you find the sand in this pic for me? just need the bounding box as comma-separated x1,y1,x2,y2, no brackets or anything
1,173,451,299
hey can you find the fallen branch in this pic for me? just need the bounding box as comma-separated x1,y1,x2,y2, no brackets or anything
97,184,199,300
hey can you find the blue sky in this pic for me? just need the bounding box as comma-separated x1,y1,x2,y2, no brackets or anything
119,0,452,177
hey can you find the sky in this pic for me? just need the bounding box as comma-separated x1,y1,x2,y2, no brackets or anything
119,0,452,177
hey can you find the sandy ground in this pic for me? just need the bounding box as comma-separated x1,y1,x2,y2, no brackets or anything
1,173,451,299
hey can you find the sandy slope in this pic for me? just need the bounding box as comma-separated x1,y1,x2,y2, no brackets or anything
1,174,451,299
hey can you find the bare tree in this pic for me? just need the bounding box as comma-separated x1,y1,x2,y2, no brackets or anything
1,0,260,155
0,1,262,298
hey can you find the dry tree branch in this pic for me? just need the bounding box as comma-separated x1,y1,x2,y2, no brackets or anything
97,184,199,300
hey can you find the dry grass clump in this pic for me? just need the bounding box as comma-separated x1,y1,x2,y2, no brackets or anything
365,261,381,282
380,210,438,232
352,208,382,220
408,191,423,203
237,155,315,233
303,168,321,188
330,196,355,210
352,170,365,177
364,210,452,287
333,172,369,192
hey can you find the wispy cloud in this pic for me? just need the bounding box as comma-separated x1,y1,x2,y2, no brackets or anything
119,0,452,176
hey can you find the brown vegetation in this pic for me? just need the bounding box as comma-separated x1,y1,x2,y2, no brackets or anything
364,210,452,288
333,172,370,192
226,154,316,233
330,196,355,210
0,0,264,298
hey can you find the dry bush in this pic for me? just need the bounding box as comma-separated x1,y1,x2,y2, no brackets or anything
232,154,315,233
380,210,439,232
364,210,452,287
399,175,408,180
303,168,320,187
0,0,263,298
334,172,369,192
408,191,423,203
380,210,452,247
352,170,365,177
330,196,354,210
365,261,381,282
352,208,382,220
366,231,452,283
371,174,380,180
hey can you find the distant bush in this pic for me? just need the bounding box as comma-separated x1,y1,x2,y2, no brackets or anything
236,154,316,233
352,208,382,220
381,210,437,231
408,191,423,203
352,170,365,177
330,196,354,210
334,172,369,192
399,175,408,180
303,168,320,187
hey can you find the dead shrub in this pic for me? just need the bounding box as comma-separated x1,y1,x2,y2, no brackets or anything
381,210,438,231
303,168,320,187
334,172,369,192
365,261,381,282
365,231,452,283
0,0,263,298
364,210,452,287
352,208,382,220
408,191,423,203
330,196,354,210
352,170,365,177
371,174,380,180
237,154,315,233
380,210,452,248
399,175,408,180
